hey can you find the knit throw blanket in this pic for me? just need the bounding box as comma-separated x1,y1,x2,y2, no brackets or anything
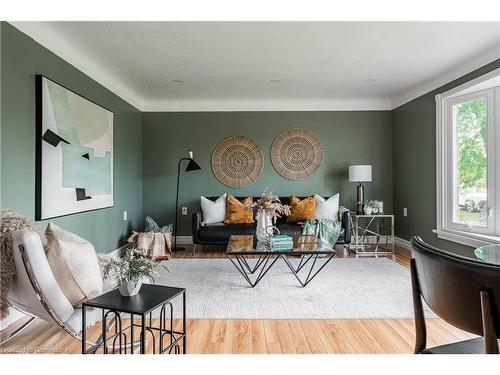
301,218,342,247
0,210,46,319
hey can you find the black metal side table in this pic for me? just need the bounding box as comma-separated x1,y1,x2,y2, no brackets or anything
82,284,186,354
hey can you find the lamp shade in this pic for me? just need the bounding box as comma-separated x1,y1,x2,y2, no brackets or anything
349,165,372,182
185,159,201,172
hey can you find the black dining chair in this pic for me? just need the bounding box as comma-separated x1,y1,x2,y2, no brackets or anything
410,236,500,354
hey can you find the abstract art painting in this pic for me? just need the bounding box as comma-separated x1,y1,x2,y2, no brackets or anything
36,75,114,220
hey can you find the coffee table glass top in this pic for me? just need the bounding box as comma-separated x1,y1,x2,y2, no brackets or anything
474,244,500,266
227,235,335,255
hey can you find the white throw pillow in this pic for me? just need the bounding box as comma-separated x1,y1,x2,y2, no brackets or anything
45,223,103,307
200,194,227,224
315,193,340,221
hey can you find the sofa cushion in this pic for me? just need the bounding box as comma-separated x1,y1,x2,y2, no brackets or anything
224,195,254,224
199,223,256,242
315,193,340,222
287,196,316,222
201,194,226,224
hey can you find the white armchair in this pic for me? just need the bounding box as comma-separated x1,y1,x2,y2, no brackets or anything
2,229,112,347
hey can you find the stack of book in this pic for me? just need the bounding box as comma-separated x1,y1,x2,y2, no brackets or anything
270,234,294,251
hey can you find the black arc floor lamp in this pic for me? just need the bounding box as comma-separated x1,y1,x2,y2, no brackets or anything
173,150,201,251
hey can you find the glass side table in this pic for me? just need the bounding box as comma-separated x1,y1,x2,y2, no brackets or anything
349,213,395,255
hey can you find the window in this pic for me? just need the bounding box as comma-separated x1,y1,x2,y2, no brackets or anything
436,69,500,247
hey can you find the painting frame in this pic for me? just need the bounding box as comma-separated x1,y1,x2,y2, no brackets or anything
35,75,114,220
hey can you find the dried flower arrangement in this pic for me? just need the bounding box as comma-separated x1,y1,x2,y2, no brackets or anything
252,189,291,223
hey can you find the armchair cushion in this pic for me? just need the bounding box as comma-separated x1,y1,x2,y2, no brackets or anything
9,229,74,323
45,223,103,307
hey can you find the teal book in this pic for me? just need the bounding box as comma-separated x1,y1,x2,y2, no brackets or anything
270,234,293,243
270,242,293,249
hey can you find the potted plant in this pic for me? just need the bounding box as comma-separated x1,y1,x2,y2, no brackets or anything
102,248,167,297
252,190,291,241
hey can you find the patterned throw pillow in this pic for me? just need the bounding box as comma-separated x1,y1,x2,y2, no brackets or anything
287,196,317,222
144,216,172,234
224,195,254,224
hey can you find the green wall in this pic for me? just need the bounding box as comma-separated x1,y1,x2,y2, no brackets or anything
392,59,500,256
142,111,393,235
0,23,143,253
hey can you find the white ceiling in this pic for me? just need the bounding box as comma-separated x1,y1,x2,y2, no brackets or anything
11,21,500,111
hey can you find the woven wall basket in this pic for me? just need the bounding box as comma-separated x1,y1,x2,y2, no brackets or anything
271,128,323,180
211,136,264,188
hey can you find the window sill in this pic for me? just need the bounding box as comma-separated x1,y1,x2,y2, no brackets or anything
433,229,500,248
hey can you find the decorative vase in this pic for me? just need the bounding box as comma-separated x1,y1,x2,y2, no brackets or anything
118,279,143,297
363,206,373,215
256,209,274,242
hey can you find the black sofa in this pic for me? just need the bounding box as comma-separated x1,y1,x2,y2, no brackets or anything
192,196,351,247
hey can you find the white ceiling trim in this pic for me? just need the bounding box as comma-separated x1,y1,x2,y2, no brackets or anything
389,49,500,109
142,98,392,112
10,22,144,110
12,19,391,111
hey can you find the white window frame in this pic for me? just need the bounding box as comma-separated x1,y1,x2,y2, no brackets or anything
436,68,500,247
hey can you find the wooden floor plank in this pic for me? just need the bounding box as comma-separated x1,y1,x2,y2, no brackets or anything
274,320,297,354
300,320,327,354
263,320,282,354
372,319,413,354
230,320,252,354
324,320,357,354
251,320,267,354
210,319,227,345
435,319,478,340
311,320,343,354
342,319,386,354
287,320,312,354
361,319,406,354
382,319,415,349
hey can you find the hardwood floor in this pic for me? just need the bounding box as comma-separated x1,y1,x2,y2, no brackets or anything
0,245,477,354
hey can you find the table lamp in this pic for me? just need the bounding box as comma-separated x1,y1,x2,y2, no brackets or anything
349,165,372,214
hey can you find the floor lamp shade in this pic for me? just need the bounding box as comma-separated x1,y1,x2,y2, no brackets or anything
186,159,201,172
174,151,201,251
349,165,372,214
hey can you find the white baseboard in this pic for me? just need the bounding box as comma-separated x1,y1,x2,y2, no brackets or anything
109,243,130,258
174,236,193,245
394,236,412,251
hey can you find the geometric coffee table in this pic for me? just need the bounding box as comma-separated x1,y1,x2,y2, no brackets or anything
226,234,336,288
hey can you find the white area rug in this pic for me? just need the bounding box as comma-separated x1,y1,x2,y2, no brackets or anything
154,257,430,319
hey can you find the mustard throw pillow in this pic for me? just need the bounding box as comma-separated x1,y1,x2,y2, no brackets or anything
287,196,316,222
224,195,254,224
